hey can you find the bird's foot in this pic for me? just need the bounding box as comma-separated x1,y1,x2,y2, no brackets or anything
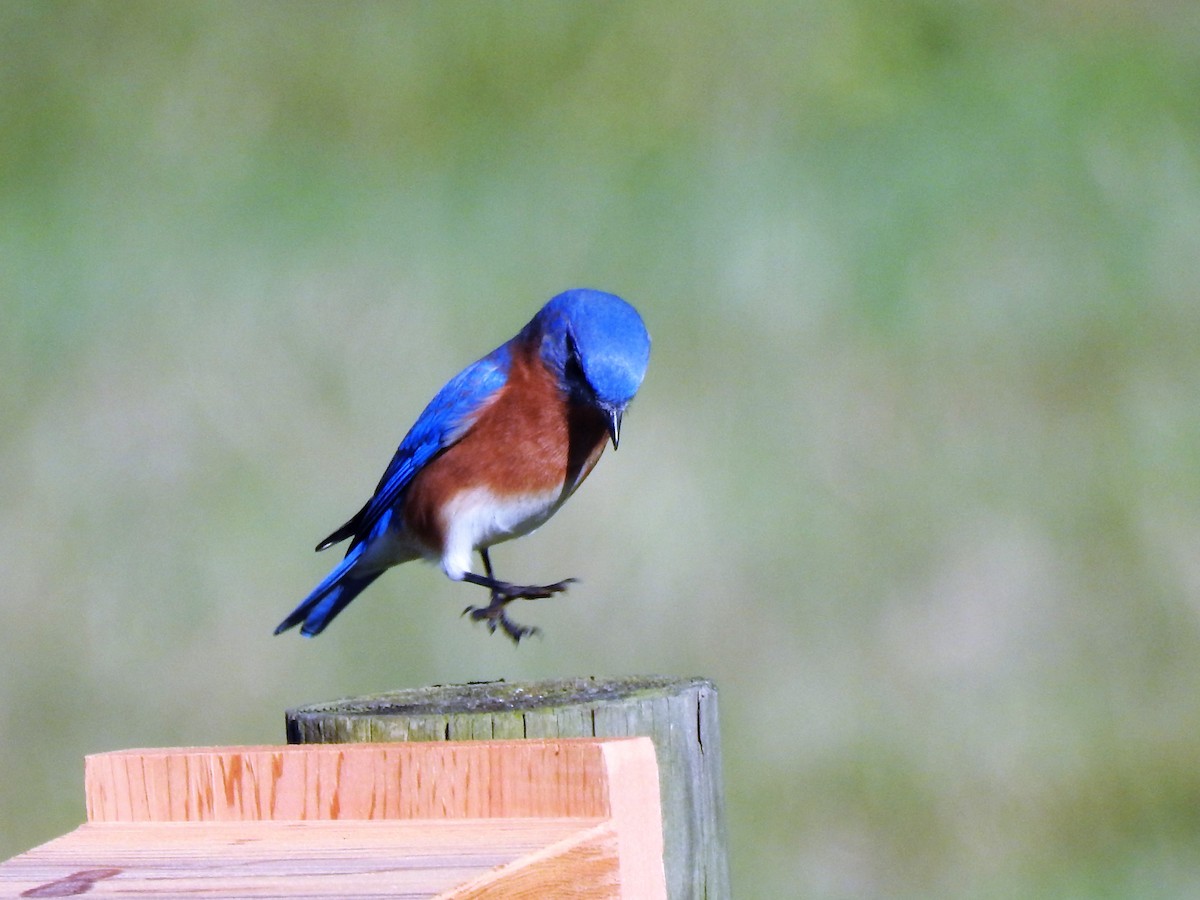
460,577,575,644
501,577,576,601
462,602,541,643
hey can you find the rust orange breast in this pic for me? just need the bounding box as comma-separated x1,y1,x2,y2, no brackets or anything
402,341,609,551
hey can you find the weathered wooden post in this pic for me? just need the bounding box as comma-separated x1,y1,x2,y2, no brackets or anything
287,675,730,900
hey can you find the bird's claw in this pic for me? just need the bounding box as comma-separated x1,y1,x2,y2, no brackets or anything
462,603,541,643
460,577,574,643
515,578,576,600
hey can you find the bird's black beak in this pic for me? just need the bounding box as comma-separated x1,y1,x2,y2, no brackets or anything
607,410,623,450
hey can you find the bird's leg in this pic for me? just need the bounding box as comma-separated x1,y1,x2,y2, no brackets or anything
460,548,575,643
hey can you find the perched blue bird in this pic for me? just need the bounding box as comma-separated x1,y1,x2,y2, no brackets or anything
274,289,651,643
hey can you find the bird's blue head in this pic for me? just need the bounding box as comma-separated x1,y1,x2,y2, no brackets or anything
525,289,651,448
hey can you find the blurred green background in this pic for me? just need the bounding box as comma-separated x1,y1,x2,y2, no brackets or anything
4,1,1200,895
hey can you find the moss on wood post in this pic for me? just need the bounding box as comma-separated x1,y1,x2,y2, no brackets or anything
286,675,729,900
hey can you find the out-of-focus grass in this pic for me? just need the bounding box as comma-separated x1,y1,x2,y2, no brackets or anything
4,2,1200,896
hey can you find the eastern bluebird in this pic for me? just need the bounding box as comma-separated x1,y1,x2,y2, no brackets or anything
274,288,651,644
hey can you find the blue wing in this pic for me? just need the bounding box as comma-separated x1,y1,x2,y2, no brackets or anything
316,343,513,553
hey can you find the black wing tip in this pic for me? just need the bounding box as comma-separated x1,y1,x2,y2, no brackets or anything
315,524,352,552
316,523,358,552
317,501,372,552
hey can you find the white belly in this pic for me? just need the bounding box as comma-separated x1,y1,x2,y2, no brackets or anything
438,486,564,580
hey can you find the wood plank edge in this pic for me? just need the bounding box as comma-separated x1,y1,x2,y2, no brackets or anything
439,821,620,900
599,738,668,899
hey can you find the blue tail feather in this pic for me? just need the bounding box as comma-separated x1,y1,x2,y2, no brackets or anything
275,544,383,637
